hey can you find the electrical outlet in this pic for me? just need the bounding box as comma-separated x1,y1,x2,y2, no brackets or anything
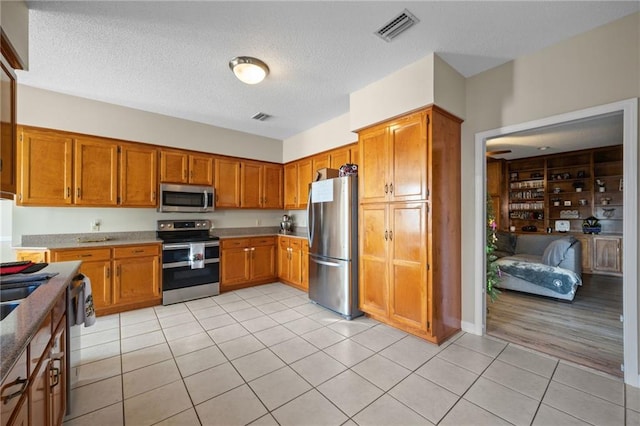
91,219,101,231
256,219,262,226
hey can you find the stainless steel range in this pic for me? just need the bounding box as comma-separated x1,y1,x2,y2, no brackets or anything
157,219,220,305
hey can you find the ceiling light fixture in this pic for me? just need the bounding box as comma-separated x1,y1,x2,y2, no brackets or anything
229,56,269,85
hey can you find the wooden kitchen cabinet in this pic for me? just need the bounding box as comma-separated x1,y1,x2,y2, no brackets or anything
50,248,112,314
311,154,330,181
278,236,307,291
593,235,622,275
214,158,241,208
0,56,17,198
358,106,462,344
160,149,214,185
240,161,283,209
113,245,161,307
17,127,73,206
301,240,309,291
74,137,119,206
330,147,351,169
359,111,428,204
0,350,28,426
220,237,277,291
574,234,592,273
350,144,359,167
284,159,312,209
15,250,49,263
120,143,158,207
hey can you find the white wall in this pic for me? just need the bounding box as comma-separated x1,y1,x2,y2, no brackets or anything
433,54,466,120
17,85,282,162
0,0,29,69
350,54,435,132
282,113,355,163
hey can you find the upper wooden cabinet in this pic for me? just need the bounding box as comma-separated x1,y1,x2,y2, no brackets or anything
330,146,351,169
17,126,158,208
160,149,213,185
311,154,330,181
74,137,119,206
358,106,462,345
120,143,158,207
214,158,241,208
359,111,428,204
17,127,73,206
0,56,17,198
284,158,312,210
240,161,283,209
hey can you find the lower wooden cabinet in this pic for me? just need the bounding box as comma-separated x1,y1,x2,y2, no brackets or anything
574,234,622,276
2,294,67,426
24,243,162,316
220,237,276,292
277,236,308,291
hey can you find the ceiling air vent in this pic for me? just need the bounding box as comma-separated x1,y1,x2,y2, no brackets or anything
375,9,419,42
251,112,271,121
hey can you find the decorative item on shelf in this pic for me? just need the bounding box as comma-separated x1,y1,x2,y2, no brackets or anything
560,210,580,219
553,187,561,194
619,179,623,191
551,198,561,206
578,199,588,206
582,216,601,234
563,200,572,206
577,170,586,178
562,172,572,180
530,172,543,179
521,225,537,232
596,179,606,192
338,163,358,177
601,197,611,205
555,220,570,232
573,181,584,192
510,172,519,181
546,227,553,234
602,208,616,218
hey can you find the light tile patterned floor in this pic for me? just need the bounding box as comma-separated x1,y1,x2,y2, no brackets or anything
64,283,637,426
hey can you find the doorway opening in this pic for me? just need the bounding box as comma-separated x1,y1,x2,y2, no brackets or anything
474,98,638,386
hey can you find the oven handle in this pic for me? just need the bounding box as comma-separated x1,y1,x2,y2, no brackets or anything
162,241,219,250
162,258,220,269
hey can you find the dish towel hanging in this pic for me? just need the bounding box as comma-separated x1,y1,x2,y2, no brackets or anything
189,243,205,269
73,275,96,327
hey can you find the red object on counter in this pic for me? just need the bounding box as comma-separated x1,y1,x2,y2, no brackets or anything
0,261,34,275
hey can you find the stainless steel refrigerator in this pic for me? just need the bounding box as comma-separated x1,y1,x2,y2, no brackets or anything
306,175,362,320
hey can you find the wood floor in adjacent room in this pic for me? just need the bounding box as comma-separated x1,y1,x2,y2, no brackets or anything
487,273,623,377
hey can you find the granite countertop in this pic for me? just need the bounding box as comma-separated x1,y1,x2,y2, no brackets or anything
214,227,307,240
14,231,160,250
1,261,81,382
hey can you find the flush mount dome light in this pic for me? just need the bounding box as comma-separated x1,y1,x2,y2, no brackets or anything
229,56,269,84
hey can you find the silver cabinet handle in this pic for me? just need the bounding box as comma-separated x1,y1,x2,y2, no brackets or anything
389,230,393,240
384,184,388,194
390,183,393,194
384,231,388,240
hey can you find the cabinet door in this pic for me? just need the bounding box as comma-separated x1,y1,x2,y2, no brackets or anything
330,147,350,169
189,154,213,185
15,250,48,263
215,158,241,208
284,163,298,209
263,164,283,209
221,247,251,286
160,150,188,183
300,240,309,291
289,239,302,285
120,144,157,207
389,203,428,331
0,350,27,426
389,112,427,202
50,319,66,426
349,144,359,167
1,121,16,197
574,235,592,272
486,160,503,196
74,137,118,206
240,161,263,208
79,260,112,312
29,352,50,426
594,237,621,273
359,126,388,203
114,256,160,304
296,159,313,209
17,127,73,205
251,245,276,281
359,204,389,317
277,238,291,281
311,154,330,181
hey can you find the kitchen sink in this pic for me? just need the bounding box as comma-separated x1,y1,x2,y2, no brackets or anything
0,285,41,303
0,302,20,321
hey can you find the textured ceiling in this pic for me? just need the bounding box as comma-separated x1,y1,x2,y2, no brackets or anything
17,1,640,140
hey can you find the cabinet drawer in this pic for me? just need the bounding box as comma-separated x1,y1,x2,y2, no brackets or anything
289,239,302,250
52,248,111,262
278,237,289,249
302,240,309,252
113,244,160,259
221,238,249,249
0,349,28,426
250,236,275,247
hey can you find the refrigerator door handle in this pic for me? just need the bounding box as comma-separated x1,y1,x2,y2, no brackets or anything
310,257,342,268
306,187,314,247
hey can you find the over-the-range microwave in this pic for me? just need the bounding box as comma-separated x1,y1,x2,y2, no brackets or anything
158,183,215,213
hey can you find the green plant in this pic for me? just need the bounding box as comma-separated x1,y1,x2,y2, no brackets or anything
486,195,501,302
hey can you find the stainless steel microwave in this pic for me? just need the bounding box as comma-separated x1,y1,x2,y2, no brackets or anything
159,183,215,213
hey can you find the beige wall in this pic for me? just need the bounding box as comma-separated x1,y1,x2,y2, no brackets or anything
462,12,639,333
1,0,29,69
282,112,356,163
17,85,282,162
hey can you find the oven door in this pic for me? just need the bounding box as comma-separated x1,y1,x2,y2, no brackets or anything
162,242,220,292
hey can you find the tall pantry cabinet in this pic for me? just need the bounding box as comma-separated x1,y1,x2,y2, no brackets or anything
358,106,462,344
